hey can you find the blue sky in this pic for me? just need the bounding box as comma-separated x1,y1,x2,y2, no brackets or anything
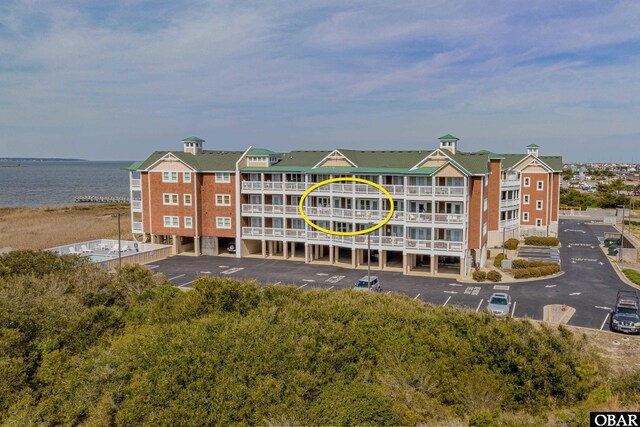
1,1,639,162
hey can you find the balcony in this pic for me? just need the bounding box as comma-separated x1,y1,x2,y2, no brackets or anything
405,212,465,224
242,227,285,238
502,179,520,189
406,186,433,196
241,204,286,215
434,186,465,197
500,199,520,209
131,200,142,211
132,221,143,233
406,239,463,252
500,218,520,230
130,178,141,189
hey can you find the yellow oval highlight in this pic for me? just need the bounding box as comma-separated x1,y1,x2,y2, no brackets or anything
299,177,395,236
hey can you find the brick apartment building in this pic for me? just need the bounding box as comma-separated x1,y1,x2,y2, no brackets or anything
129,135,562,278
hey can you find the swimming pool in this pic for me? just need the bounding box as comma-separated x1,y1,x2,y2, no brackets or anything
88,255,116,263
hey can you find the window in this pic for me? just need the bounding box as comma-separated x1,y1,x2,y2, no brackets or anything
163,216,179,228
216,194,231,206
184,194,192,206
215,172,231,183
163,193,178,205
184,172,192,183
523,212,529,222
536,219,543,227
162,171,178,182
524,177,530,187
536,200,543,211
537,180,543,190
216,217,231,229
523,195,530,205
184,217,192,228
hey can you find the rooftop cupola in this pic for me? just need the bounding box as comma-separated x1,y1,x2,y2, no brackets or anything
182,136,204,155
438,134,459,154
527,144,540,157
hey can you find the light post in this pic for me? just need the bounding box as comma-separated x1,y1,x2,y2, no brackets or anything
618,204,625,263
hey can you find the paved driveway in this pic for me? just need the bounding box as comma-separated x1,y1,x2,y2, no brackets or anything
148,219,637,331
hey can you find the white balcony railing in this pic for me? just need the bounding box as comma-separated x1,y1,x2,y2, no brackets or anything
132,221,143,233
130,178,141,189
502,178,520,188
131,200,142,211
434,186,465,196
500,218,520,230
406,186,433,196
405,212,465,224
500,199,520,209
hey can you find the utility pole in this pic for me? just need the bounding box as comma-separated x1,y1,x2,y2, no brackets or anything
502,227,506,257
367,222,373,290
117,212,122,268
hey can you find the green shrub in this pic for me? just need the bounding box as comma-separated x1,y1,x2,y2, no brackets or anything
524,237,560,247
469,410,500,427
504,239,520,250
473,271,487,282
623,269,640,286
487,271,502,282
493,253,505,268
513,264,560,279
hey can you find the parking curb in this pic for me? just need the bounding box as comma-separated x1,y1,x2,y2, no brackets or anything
456,270,565,285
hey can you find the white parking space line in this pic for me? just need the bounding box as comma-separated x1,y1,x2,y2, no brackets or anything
444,290,458,294
167,274,185,282
475,299,484,313
327,286,334,290
600,313,610,331
326,275,345,284
569,292,581,296
493,285,510,291
511,301,517,317
448,283,462,287
443,296,452,306
274,281,281,285
386,291,391,294
316,273,329,276
200,271,212,274
146,265,159,270
218,265,229,268
221,268,244,275
413,293,421,300
178,280,195,288
297,283,308,289
302,279,315,282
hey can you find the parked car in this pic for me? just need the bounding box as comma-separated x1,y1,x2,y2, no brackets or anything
610,290,640,334
226,240,236,254
353,276,382,292
487,293,511,317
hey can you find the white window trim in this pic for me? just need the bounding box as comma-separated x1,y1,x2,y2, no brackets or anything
536,201,543,211
183,172,192,183
163,193,179,206
184,194,192,206
163,216,179,228
523,195,530,205
215,172,231,183
524,177,530,187
184,216,193,228
216,194,231,206
537,180,544,190
523,212,529,222
216,216,232,229
162,171,179,183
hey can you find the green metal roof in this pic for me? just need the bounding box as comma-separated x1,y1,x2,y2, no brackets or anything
527,144,540,148
128,161,144,171
181,136,204,143
247,147,277,156
499,153,562,172
438,134,459,140
135,150,244,171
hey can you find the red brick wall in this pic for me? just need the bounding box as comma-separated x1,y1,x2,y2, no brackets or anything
520,172,550,226
146,171,198,236
551,172,560,221
467,176,486,250
200,173,236,237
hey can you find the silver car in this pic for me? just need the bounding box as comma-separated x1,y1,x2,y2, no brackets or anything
487,293,511,317
353,276,382,293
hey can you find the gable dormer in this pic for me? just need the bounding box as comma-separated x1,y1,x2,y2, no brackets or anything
438,134,459,154
313,150,357,168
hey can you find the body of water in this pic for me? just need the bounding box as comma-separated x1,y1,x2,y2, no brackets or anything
0,161,132,207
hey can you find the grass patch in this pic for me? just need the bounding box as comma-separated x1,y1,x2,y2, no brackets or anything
623,269,640,286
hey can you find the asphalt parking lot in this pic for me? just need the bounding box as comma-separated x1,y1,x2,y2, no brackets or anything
148,219,638,331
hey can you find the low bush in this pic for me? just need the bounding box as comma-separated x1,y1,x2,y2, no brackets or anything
504,238,520,250
472,271,487,282
511,259,556,269
493,253,506,268
513,264,561,279
487,271,502,282
524,237,560,247
623,269,640,286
